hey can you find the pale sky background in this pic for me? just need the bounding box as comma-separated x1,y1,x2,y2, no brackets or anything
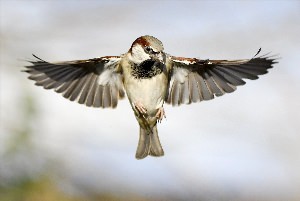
1,0,300,200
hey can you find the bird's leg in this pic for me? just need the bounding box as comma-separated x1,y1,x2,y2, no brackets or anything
133,101,152,134
156,107,166,123
134,101,147,115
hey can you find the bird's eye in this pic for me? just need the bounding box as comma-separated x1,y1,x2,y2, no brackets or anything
145,46,152,53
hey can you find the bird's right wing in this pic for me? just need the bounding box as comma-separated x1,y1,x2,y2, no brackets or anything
23,55,125,108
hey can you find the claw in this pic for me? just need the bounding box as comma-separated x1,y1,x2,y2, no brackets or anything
156,107,166,123
134,101,147,114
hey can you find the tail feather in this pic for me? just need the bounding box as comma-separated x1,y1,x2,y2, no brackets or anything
135,125,164,159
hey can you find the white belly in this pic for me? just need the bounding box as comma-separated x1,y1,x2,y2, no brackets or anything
124,73,168,116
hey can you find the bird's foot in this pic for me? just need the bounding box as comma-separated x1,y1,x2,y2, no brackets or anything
156,107,166,123
134,101,147,115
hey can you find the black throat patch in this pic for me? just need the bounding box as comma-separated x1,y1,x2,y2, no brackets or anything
131,59,164,79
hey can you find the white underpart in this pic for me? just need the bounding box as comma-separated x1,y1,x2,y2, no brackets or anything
129,44,150,64
125,73,167,115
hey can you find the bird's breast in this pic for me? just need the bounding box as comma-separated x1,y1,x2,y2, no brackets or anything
122,63,168,116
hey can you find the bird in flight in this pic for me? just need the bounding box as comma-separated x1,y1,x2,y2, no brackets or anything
23,35,277,159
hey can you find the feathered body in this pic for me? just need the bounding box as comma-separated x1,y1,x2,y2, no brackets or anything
121,36,172,158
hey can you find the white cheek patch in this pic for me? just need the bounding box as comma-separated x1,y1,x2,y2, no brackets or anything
130,45,150,64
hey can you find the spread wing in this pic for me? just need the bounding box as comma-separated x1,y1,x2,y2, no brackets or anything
166,52,278,106
23,55,125,108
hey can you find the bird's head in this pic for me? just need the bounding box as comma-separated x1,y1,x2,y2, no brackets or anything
129,35,166,65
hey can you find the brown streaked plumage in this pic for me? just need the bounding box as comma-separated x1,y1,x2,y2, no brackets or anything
23,35,278,159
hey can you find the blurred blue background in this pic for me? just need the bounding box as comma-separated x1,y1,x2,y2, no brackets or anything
1,0,299,200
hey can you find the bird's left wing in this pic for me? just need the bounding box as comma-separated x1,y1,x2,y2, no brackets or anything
166,52,277,106
24,55,125,108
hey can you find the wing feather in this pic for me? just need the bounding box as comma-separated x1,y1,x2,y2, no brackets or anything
63,71,87,99
188,73,200,103
78,74,97,105
167,52,277,106
213,67,246,86
43,69,75,89
54,69,83,93
208,69,236,93
86,77,99,107
23,55,125,108
203,71,224,97
93,85,103,108
69,73,90,101
102,85,111,108
171,80,180,106
194,73,214,101
180,79,190,104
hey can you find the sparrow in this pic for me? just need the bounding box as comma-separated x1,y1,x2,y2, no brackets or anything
23,35,277,159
